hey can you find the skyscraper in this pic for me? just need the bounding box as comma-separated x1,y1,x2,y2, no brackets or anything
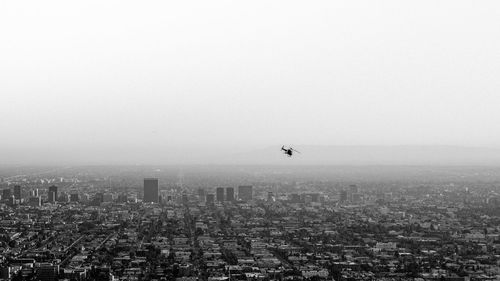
117,194,128,203
349,184,358,194
93,192,104,205
197,188,206,202
340,189,348,202
348,184,358,201
2,189,11,201
216,187,225,202
226,187,235,202
144,178,159,203
13,185,21,200
206,194,215,206
70,193,79,202
103,193,113,202
238,185,253,201
48,185,58,203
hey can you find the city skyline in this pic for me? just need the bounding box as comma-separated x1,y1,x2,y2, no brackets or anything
1,1,500,280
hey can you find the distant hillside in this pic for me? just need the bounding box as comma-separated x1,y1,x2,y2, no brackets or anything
3,145,500,166
225,145,500,165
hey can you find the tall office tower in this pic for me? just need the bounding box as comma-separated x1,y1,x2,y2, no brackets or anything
103,193,113,202
206,194,215,206
70,193,79,202
48,185,58,203
352,193,362,203
59,192,70,203
238,185,253,201
2,189,11,200
348,184,358,201
48,191,56,203
8,196,15,206
13,185,21,200
32,189,39,197
216,187,225,202
340,189,348,202
198,188,206,202
182,193,188,204
93,192,104,206
349,184,358,194
226,187,235,202
117,194,128,203
144,178,159,203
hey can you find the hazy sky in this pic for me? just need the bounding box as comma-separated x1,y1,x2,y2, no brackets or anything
1,1,500,164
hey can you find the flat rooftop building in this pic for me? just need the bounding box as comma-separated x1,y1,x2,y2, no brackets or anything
144,178,159,203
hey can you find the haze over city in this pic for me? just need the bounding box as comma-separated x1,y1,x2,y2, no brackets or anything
4,2,500,281
2,0,500,165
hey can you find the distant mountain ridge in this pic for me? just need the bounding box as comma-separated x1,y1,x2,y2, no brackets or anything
3,145,500,165
226,145,500,165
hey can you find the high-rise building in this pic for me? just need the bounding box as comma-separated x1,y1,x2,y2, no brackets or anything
206,194,215,206
197,188,206,202
348,184,358,201
13,185,21,200
103,193,113,202
93,192,104,206
48,186,58,203
117,194,128,203
144,178,159,203
352,193,362,203
226,187,235,202
2,189,11,201
238,185,253,201
340,189,348,202
182,193,189,204
216,187,225,202
70,193,79,202
48,191,55,203
7,195,15,206
349,184,358,194
58,192,70,203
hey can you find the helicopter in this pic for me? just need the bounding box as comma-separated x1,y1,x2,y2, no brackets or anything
281,145,300,157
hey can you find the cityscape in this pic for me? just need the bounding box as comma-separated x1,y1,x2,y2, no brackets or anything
2,0,500,280
1,166,500,280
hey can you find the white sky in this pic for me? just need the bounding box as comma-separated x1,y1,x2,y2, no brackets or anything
1,1,500,163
